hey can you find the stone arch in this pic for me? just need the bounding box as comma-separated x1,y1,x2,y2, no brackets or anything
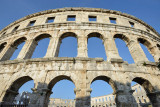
137,38,155,61
113,34,130,43
90,75,116,95
131,77,157,106
132,77,155,94
87,32,107,59
12,37,27,47
48,75,75,90
45,75,75,107
2,76,33,103
33,31,53,38
113,34,134,63
59,32,77,40
31,33,52,58
58,32,78,57
8,37,27,60
137,38,151,48
0,42,7,53
34,33,52,42
87,32,104,40
56,29,80,39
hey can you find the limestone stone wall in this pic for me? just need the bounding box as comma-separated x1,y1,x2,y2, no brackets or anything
0,7,159,107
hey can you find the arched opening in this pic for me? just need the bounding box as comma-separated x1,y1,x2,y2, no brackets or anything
2,76,34,105
90,76,116,107
58,32,77,57
10,37,26,60
47,75,75,107
0,42,7,53
88,32,107,60
114,34,134,64
131,77,154,107
31,34,51,58
138,38,155,62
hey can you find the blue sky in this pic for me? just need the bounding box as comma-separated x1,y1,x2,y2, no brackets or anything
1,0,159,101
1,0,160,33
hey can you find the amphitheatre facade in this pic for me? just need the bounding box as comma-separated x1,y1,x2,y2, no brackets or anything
0,7,160,107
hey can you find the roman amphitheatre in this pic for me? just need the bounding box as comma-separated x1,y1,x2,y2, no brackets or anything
0,7,159,107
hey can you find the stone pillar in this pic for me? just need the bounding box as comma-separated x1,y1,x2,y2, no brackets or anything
77,37,88,57
114,81,138,107
103,37,123,62
17,39,37,59
147,91,160,107
0,44,17,61
44,37,60,58
75,70,91,107
74,88,91,107
115,89,138,107
127,40,148,63
28,88,51,107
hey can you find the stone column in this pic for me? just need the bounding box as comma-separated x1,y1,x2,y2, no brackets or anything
75,70,91,107
0,44,17,61
77,37,88,57
17,39,37,59
127,40,148,63
147,91,160,107
103,37,123,62
44,37,60,58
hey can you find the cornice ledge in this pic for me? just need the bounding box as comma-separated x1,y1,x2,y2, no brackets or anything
0,7,159,37
1,23,159,42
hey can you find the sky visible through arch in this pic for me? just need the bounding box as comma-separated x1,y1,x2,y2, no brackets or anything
0,0,159,100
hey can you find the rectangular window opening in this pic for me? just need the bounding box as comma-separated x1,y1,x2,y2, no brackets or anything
89,16,97,21
109,17,116,24
67,15,76,21
12,26,19,32
2,32,6,36
146,29,150,32
28,20,36,27
46,17,55,23
129,21,134,27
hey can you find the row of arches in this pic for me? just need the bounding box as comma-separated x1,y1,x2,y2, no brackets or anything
0,32,159,63
2,74,156,106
